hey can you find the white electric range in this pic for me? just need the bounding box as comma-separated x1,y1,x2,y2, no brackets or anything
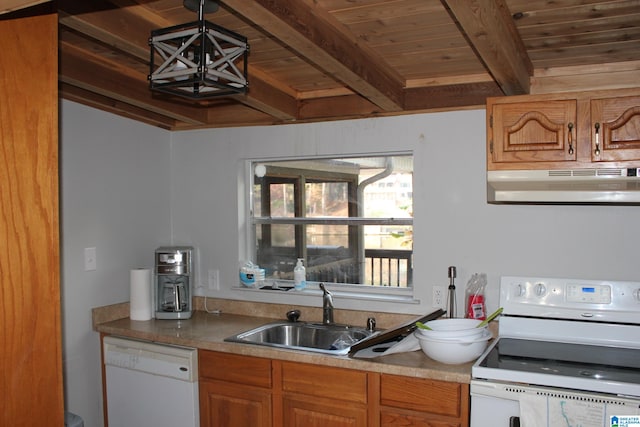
471,276,640,427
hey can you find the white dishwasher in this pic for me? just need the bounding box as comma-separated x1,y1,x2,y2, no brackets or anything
103,336,199,427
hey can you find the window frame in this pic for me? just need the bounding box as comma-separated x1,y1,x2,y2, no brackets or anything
242,153,415,301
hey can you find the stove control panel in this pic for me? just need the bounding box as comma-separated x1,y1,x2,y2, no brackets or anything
566,283,611,304
500,276,640,323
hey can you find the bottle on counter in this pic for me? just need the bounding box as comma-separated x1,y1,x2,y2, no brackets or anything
294,258,306,290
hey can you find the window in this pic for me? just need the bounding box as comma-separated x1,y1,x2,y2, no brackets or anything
248,154,413,291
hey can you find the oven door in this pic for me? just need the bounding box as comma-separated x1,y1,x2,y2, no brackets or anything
471,380,640,427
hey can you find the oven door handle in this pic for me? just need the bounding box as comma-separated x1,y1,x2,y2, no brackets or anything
509,416,520,427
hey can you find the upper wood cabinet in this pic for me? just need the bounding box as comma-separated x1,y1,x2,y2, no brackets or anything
490,100,577,165
487,89,640,171
590,96,640,162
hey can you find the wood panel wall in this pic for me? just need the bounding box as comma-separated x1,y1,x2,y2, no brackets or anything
0,7,64,426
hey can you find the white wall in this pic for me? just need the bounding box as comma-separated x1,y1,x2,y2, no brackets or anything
61,102,640,426
170,109,640,316
60,101,172,426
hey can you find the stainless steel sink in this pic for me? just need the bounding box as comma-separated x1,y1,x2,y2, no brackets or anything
224,321,376,355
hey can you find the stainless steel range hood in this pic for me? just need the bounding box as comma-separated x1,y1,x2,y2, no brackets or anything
487,168,640,204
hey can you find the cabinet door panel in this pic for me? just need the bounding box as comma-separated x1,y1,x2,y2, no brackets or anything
591,96,640,161
491,100,577,163
380,374,462,417
200,380,272,427
283,394,366,427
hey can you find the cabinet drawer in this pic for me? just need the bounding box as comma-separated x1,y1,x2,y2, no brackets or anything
380,374,463,417
380,409,461,427
281,361,368,404
199,350,272,388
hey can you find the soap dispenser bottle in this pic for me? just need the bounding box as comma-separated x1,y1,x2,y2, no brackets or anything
294,258,306,290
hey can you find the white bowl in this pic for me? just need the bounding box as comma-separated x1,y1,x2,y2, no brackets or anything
416,318,486,340
414,331,492,364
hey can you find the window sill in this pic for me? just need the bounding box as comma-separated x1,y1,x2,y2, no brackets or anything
233,280,419,304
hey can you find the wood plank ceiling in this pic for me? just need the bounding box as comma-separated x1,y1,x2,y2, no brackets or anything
48,0,640,129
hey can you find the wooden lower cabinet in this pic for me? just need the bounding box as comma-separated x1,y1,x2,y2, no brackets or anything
198,350,469,427
281,361,369,427
199,351,273,427
380,374,470,427
283,393,367,427
200,380,272,427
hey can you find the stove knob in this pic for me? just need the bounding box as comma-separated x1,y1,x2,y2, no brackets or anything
535,283,547,297
634,288,640,302
516,283,526,297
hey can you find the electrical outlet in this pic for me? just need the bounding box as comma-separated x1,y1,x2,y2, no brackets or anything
208,269,220,291
432,286,445,308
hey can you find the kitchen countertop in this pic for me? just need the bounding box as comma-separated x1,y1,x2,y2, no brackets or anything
93,302,477,384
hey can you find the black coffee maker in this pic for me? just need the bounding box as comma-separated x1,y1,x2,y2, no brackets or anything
154,246,193,319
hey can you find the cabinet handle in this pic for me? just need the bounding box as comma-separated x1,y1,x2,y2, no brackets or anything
567,123,574,155
594,122,601,156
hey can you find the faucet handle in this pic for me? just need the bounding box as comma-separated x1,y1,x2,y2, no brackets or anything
366,317,376,331
286,309,301,322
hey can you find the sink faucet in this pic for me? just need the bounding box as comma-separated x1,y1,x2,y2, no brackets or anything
319,283,334,324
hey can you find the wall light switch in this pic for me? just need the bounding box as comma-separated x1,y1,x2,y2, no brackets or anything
84,247,97,271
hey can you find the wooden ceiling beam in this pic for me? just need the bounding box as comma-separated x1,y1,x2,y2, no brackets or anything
61,83,178,130
58,0,298,121
442,0,532,95
232,77,299,121
58,0,155,59
404,81,503,110
298,81,502,120
221,0,405,112
298,95,381,121
60,41,210,125
0,0,49,15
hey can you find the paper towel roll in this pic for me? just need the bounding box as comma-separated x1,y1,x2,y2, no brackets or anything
130,268,152,321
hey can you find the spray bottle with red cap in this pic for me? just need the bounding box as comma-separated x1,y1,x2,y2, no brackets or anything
465,273,487,320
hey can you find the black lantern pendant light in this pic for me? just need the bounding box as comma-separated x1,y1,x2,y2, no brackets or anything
148,0,249,99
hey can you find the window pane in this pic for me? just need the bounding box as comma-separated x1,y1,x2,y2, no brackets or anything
305,182,349,217
250,154,413,289
270,183,295,217
306,227,354,283
363,174,413,218
364,225,413,250
307,224,349,247
269,223,295,247
364,224,412,287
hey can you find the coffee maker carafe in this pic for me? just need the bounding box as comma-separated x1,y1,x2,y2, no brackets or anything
154,246,193,319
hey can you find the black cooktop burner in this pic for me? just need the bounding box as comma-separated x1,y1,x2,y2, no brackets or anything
477,338,640,385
